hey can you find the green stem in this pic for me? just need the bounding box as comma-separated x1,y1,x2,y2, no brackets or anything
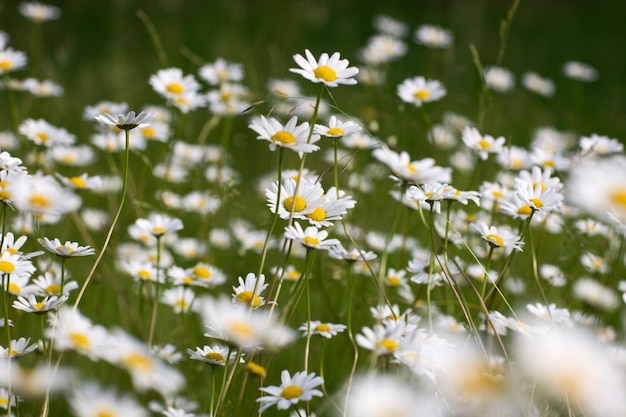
147,236,162,348
303,249,315,373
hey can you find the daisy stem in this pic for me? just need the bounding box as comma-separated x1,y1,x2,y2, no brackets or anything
2,275,10,346
215,347,244,417
59,258,66,296
303,249,315,373
376,190,404,309
343,264,359,417
480,245,495,299
526,213,550,307
333,139,340,192
210,366,216,417
2,74,20,132
147,236,162,348
73,128,132,309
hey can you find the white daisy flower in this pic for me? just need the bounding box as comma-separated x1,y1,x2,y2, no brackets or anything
132,213,183,238
0,48,28,75
198,58,244,85
484,66,515,92
299,320,346,339
414,24,453,48
187,345,240,366
522,71,555,97
38,237,95,258
257,370,323,412
397,76,446,107
232,273,267,309
563,60,598,82
69,382,147,417
462,126,506,160
290,49,359,87
284,222,340,250
249,115,320,155
94,111,154,131
314,115,361,138
470,221,524,251
19,1,61,22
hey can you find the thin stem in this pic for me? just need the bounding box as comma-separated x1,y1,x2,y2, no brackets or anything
147,236,162,348
303,249,315,373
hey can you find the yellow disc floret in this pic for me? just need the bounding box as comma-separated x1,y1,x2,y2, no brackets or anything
271,131,296,145
313,65,337,82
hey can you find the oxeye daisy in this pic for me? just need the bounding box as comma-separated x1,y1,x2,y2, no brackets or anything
290,49,359,87
46,307,111,360
372,146,451,184
232,273,267,309
132,213,184,238
69,383,147,417
257,369,324,412
161,287,196,314
94,111,154,131
187,345,241,366
302,187,356,228
265,177,325,220
19,2,61,23
470,221,524,252
18,118,75,147
249,115,320,156
462,127,506,160
356,322,406,356
32,271,78,296
397,76,446,107
187,262,226,288
359,34,407,66
579,133,624,157
484,66,515,92
298,320,347,339
0,48,28,75
328,244,377,263
284,222,340,251
563,60,598,82
38,237,95,258
149,67,201,101
414,24,454,48
198,57,244,85
0,337,38,358
522,72,555,97
314,115,361,139
10,174,81,221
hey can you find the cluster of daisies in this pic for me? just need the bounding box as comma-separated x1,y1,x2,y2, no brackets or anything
2,3,626,417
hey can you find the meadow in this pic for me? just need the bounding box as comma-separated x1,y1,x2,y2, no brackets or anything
1,1,626,416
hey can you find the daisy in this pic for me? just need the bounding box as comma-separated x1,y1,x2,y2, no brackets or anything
187,262,226,288
180,191,221,215
580,251,609,274
187,345,240,366
0,337,37,358
342,131,378,149
470,221,524,251
132,213,183,238
356,322,406,356
496,145,530,170
284,222,341,250
0,251,36,281
198,58,244,85
48,145,96,166
522,72,555,97
573,277,619,310
484,66,515,92
94,111,154,131
57,173,102,191
0,387,16,410
32,272,78,296
232,273,267,309
83,101,129,121
206,84,250,116
373,14,409,37
171,91,208,114
136,120,169,143
579,133,624,157
298,320,346,339
200,295,295,350
265,177,325,220
414,24,454,48
290,49,358,87
151,344,183,365
328,244,377,263
0,150,25,171
526,303,571,324
13,293,67,313
168,237,207,260
161,287,196,314
249,115,320,155
406,182,457,213
462,126,506,160
574,218,610,237
359,34,407,65
257,370,323,412
0,48,28,75
303,189,356,228
18,118,75,147
397,76,446,107
149,67,201,100
314,115,361,138
38,237,95,258
23,77,64,97
19,1,61,22
514,181,563,214
372,146,451,184
46,307,111,360
563,60,598,82
69,382,147,417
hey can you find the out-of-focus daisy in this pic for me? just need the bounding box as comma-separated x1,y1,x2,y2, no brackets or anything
187,345,240,367
462,127,506,160
0,48,28,75
414,24,453,48
574,218,610,237
200,295,295,350
484,66,515,92
580,251,608,274
83,101,129,121
563,60,598,82
470,221,524,252
161,287,196,314
0,387,16,410
22,77,63,97
46,307,111,360
132,213,183,238
149,67,201,101
18,118,75,147
314,115,361,139
526,303,571,324
373,14,409,38
69,382,147,417
48,145,96,167
397,76,446,107
19,1,61,23
302,187,356,228
249,115,320,155
328,244,377,264
257,370,323,412
187,262,226,288
38,237,95,258
198,58,244,85
13,294,67,313
32,271,78,296
284,222,340,251
290,49,359,87
94,111,154,131
232,273,267,309
573,277,619,310
0,337,38,358
299,320,346,339
57,173,102,191
359,34,407,66
356,322,407,356
0,251,36,280
522,72,555,97
150,344,183,365
579,133,624,157
372,146,451,184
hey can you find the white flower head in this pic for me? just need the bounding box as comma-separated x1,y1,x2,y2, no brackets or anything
290,49,359,87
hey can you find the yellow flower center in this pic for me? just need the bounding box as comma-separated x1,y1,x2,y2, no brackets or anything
327,127,345,136
413,89,430,100
236,291,261,307
70,332,90,349
478,139,492,150
378,338,399,352
193,266,211,279
29,194,50,209
0,398,8,407
182,276,194,284
517,205,533,216
58,245,74,253
0,261,15,274
231,320,255,340
205,351,225,362
286,270,301,280
36,132,49,142
152,226,166,235
283,195,306,212
271,131,296,145
485,233,504,247
69,176,87,188
314,323,331,332
123,353,153,371
137,269,152,280
175,299,188,309
303,236,320,246
96,409,116,417
280,385,303,400
306,207,327,222
492,190,504,199
313,65,337,82
406,163,417,173
387,276,402,286
8,283,19,293
45,284,61,294
533,182,546,192
0,60,12,70
141,127,156,138
610,189,626,209
246,361,267,377
34,301,46,310
166,82,184,94
529,198,544,208
543,160,555,168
